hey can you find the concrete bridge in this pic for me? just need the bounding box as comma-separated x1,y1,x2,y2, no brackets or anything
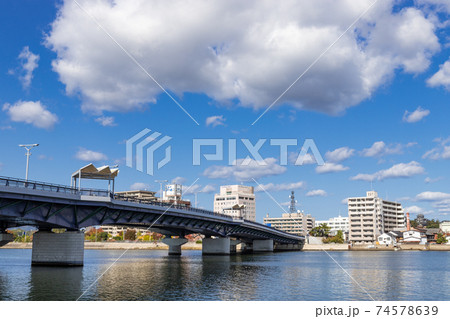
0,176,304,266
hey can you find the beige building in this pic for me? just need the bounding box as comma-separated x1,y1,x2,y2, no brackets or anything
263,212,315,236
348,191,405,244
115,190,158,203
213,185,256,221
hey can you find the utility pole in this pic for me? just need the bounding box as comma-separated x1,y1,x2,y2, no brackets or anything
155,180,168,202
19,144,39,181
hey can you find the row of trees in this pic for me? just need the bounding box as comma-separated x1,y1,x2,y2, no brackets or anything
84,228,164,242
309,223,345,244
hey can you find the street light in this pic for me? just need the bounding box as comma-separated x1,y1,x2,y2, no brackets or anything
19,144,39,181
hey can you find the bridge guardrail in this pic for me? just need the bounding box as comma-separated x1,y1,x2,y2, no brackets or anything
0,176,111,197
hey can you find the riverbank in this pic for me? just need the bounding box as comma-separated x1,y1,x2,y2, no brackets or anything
3,241,450,251
0,241,203,250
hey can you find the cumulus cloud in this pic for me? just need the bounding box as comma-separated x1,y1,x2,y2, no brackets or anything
16,46,39,88
95,116,116,126
255,181,305,192
361,141,403,157
172,176,187,184
427,59,450,90
206,115,226,127
183,184,216,195
203,157,286,181
351,161,425,181
404,205,424,214
45,0,440,115
415,191,450,201
425,176,443,183
315,162,349,174
2,100,58,129
288,152,317,165
75,148,108,161
130,182,150,190
403,106,430,123
325,146,354,162
306,189,327,197
422,137,450,160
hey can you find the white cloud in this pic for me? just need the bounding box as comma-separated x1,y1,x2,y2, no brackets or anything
2,100,58,129
315,162,349,174
351,161,425,181
415,191,450,201
203,157,286,181
427,60,450,90
361,141,404,157
45,1,440,114
75,148,108,161
205,115,226,127
183,184,216,195
422,137,450,160
172,176,187,184
130,182,150,191
425,176,443,183
402,106,430,123
306,189,327,197
95,116,116,126
325,146,354,162
404,205,424,214
255,181,305,192
341,198,349,205
17,46,39,88
289,152,317,165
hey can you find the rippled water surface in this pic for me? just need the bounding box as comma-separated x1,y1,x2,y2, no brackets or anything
0,249,449,301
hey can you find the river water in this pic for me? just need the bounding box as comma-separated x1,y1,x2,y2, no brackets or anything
0,249,449,301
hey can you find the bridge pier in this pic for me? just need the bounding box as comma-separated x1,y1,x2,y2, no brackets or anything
253,239,274,252
202,237,230,255
0,231,13,247
161,238,188,255
32,231,84,266
230,239,241,254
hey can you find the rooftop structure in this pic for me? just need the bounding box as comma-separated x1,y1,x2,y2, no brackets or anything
213,185,255,221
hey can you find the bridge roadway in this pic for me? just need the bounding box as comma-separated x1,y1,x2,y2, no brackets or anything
0,176,304,265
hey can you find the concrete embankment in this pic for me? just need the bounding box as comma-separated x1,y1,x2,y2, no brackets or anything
0,241,202,250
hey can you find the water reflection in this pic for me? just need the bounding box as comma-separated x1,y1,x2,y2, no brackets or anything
0,249,450,301
28,266,83,300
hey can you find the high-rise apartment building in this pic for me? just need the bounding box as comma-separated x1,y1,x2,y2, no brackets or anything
348,191,405,244
213,185,256,221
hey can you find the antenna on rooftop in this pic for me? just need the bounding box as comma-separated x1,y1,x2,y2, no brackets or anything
289,191,296,214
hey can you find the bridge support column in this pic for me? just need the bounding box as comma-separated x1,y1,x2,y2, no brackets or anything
202,237,230,255
230,240,241,254
253,239,274,252
0,232,13,247
162,238,188,255
32,231,84,266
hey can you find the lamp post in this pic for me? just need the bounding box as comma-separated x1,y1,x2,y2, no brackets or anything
19,144,39,181
155,180,168,202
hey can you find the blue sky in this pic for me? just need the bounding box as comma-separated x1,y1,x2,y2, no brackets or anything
1,0,450,223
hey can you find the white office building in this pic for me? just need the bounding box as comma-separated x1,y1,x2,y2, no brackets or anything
315,215,349,236
348,191,405,244
213,185,256,221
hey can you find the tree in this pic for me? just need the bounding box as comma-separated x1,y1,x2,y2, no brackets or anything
124,229,136,241
436,233,448,244
309,223,331,237
426,219,440,229
323,230,345,244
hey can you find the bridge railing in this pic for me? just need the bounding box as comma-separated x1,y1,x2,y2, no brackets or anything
0,176,111,198
114,194,234,220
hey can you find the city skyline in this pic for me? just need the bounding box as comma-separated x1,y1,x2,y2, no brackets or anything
2,1,450,223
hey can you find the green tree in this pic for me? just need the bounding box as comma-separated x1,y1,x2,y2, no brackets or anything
426,219,440,228
309,223,331,237
436,233,448,244
323,230,344,244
